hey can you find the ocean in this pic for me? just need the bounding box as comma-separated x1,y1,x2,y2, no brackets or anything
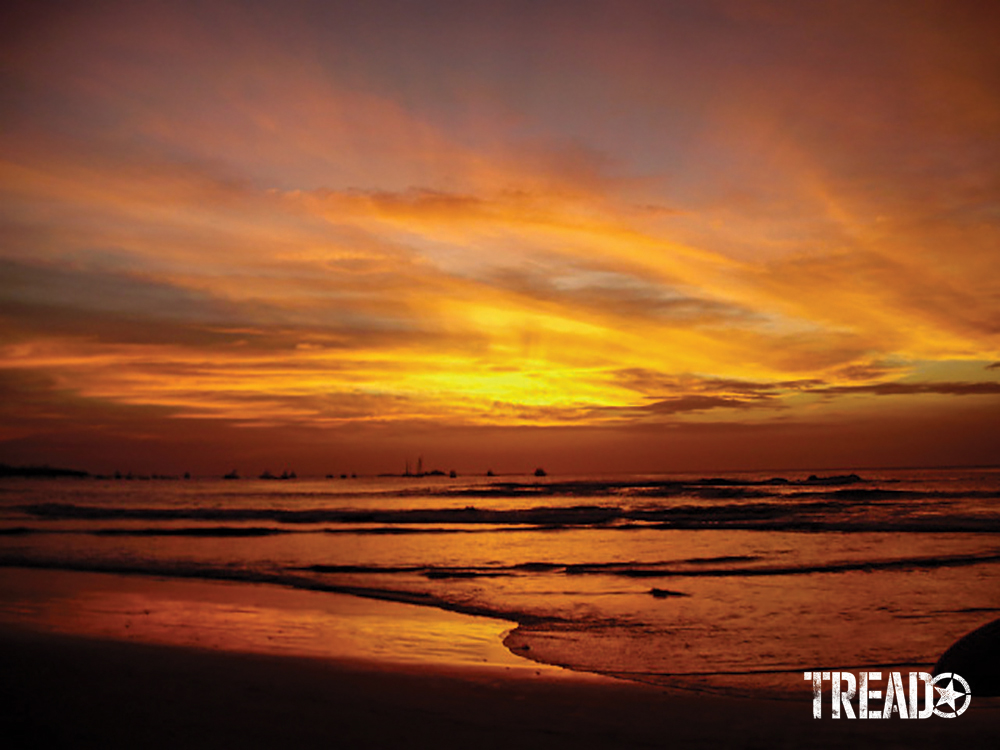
1,468,998,696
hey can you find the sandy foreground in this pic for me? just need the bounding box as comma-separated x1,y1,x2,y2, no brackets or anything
1,568,996,749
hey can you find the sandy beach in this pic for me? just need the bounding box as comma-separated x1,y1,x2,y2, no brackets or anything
1,568,997,749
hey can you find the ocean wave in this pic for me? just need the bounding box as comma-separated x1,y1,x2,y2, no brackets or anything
8,549,995,626
299,551,1000,579
14,499,1000,533
587,552,1000,577
14,501,620,525
0,525,305,538
0,524,506,537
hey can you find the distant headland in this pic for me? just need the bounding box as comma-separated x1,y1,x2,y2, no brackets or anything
0,463,90,479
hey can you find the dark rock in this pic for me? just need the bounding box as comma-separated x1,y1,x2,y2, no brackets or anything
934,618,1000,696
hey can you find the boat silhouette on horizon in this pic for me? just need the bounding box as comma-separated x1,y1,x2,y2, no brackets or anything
259,469,296,480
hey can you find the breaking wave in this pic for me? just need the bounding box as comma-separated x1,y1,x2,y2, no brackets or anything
13,496,1000,533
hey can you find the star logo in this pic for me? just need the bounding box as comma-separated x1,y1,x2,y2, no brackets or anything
930,672,972,718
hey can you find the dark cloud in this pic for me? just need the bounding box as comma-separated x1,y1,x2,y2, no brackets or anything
812,381,1000,397
832,362,908,382
0,258,260,345
321,187,487,217
0,258,477,353
612,368,822,397
640,395,775,414
468,390,780,426
0,368,180,429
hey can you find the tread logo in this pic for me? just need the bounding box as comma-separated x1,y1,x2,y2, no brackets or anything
805,671,971,718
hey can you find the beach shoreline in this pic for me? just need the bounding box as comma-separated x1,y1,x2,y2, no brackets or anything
1,567,998,748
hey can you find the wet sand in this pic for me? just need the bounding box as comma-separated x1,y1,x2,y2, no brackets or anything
1,568,997,749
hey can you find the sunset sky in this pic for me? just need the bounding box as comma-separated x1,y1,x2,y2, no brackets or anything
2,0,998,475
